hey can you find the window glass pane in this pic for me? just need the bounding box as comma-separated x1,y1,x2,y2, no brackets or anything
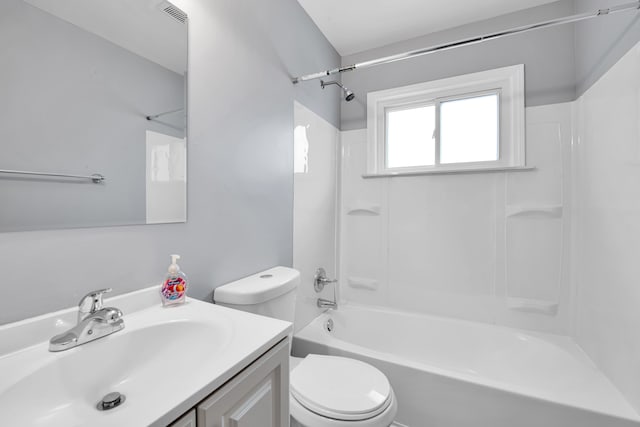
440,93,499,164
386,105,436,168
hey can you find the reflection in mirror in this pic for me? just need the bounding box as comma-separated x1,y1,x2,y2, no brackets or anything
0,0,187,231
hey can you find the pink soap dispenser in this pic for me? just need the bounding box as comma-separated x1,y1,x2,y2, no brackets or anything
161,254,188,306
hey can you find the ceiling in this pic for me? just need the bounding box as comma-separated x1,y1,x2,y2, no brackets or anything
23,0,187,74
296,0,559,56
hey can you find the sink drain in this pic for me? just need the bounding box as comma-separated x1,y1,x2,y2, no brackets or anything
97,392,126,411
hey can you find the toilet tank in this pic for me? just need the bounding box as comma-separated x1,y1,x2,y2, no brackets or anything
213,266,300,323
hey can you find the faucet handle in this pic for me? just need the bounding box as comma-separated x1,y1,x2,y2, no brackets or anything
314,268,337,293
78,288,112,320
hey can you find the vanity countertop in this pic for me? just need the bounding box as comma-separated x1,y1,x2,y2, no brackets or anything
0,286,292,427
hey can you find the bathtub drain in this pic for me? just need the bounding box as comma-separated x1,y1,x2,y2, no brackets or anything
325,318,334,332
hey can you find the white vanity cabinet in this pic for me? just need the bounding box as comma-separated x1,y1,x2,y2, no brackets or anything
170,338,289,427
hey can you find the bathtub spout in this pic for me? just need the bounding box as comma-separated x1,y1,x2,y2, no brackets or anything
317,298,338,309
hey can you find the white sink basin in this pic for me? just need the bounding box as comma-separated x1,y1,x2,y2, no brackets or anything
0,286,291,426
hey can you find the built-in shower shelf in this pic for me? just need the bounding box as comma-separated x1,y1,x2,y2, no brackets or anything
507,297,559,316
347,277,379,291
346,203,381,216
505,205,563,219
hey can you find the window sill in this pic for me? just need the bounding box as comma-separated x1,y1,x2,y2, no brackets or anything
362,166,536,179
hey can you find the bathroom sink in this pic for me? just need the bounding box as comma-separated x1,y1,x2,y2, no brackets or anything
0,286,291,426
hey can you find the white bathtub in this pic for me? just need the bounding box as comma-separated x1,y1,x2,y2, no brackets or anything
292,304,640,427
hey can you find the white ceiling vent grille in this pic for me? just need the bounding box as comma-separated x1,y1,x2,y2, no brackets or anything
159,2,187,24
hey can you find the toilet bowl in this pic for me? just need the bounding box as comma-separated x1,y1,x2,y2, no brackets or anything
213,267,398,427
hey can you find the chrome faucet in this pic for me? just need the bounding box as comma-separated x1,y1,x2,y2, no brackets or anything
314,267,338,310
49,288,124,352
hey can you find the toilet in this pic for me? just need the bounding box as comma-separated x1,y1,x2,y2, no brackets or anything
213,266,398,427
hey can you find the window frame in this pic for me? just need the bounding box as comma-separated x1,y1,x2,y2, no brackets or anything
366,64,525,176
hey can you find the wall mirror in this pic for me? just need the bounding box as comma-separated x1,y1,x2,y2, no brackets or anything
1,0,188,232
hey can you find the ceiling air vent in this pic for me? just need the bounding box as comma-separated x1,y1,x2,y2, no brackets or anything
159,1,187,24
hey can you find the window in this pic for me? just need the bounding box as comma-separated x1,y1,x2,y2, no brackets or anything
366,65,525,176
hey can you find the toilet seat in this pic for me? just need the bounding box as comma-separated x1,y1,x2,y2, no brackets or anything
291,355,393,422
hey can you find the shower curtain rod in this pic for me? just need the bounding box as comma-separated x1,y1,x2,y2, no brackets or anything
291,1,640,84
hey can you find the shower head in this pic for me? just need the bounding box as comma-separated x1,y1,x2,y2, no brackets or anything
321,80,355,102
344,89,355,102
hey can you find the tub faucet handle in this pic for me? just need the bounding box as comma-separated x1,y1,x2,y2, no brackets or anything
314,267,337,292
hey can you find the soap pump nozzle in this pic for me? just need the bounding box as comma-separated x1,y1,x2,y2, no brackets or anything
168,254,181,275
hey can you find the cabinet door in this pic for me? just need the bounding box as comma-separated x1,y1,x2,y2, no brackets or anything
197,339,289,427
169,409,196,427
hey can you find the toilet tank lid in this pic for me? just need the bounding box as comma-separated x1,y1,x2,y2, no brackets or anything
214,266,300,305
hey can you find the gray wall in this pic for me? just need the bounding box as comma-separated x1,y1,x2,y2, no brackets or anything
574,0,640,96
0,0,340,324
340,1,576,130
1,0,185,231
340,0,640,130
